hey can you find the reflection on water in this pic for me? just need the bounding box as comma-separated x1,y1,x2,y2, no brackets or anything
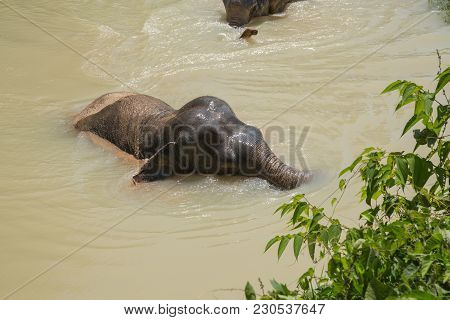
0,0,449,299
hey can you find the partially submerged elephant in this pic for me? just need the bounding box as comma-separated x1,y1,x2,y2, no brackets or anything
223,0,300,27
74,93,310,189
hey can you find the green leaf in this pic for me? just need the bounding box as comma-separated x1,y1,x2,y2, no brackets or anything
435,67,450,94
412,241,424,255
339,179,346,190
350,155,363,171
413,128,438,149
423,94,433,116
396,83,421,110
362,147,376,154
293,235,303,260
270,279,283,292
291,194,305,202
396,291,437,300
265,236,280,252
308,236,316,261
414,92,433,119
278,237,290,259
414,96,425,115
372,190,383,201
338,155,363,177
396,97,416,111
292,203,308,224
395,157,409,186
381,80,406,94
270,280,290,296
435,167,446,189
360,208,375,223
308,209,324,232
435,104,450,132
331,197,337,207
244,282,256,300
280,205,292,217
298,268,314,290
365,167,377,205
425,232,443,251
402,263,419,280
421,259,433,278
365,279,392,300
365,284,377,300
338,167,350,178
444,268,450,283
438,141,450,163
408,155,433,189
274,204,285,214
353,238,366,250
328,224,342,243
402,115,422,136
319,229,329,245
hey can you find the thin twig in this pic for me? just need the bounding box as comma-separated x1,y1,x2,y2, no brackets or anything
436,49,449,104
258,278,266,296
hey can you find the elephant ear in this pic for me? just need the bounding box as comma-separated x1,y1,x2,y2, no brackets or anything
197,125,224,152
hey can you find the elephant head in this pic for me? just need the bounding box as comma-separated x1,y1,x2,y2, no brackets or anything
135,97,311,190
222,0,265,27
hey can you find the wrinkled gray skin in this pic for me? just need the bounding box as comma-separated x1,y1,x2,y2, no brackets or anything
223,0,299,27
74,93,310,189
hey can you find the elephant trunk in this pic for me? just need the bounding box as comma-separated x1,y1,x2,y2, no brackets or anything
257,150,311,190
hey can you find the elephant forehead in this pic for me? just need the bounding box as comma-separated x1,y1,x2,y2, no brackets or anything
206,99,217,111
194,100,228,120
203,99,234,116
184,104,237,124
228,126,262,144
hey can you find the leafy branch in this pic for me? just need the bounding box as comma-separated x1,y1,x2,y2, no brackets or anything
247,56,449,300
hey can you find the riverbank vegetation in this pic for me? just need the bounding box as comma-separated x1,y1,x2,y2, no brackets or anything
246,56,449,300
430,0,450,22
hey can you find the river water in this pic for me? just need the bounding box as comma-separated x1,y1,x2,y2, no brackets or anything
0,0,449,299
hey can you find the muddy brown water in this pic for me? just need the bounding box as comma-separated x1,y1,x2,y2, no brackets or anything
0,0,449,299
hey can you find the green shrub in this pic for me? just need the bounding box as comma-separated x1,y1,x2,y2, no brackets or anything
430,0,450,22
246,61,449,300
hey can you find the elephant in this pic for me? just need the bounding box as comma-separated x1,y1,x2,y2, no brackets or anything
222,0,300,27
74,93,311,190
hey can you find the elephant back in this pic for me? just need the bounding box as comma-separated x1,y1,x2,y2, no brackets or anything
75,93,175,158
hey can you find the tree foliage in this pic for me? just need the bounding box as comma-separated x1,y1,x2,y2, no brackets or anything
429,0,450,23
248,63,450,300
